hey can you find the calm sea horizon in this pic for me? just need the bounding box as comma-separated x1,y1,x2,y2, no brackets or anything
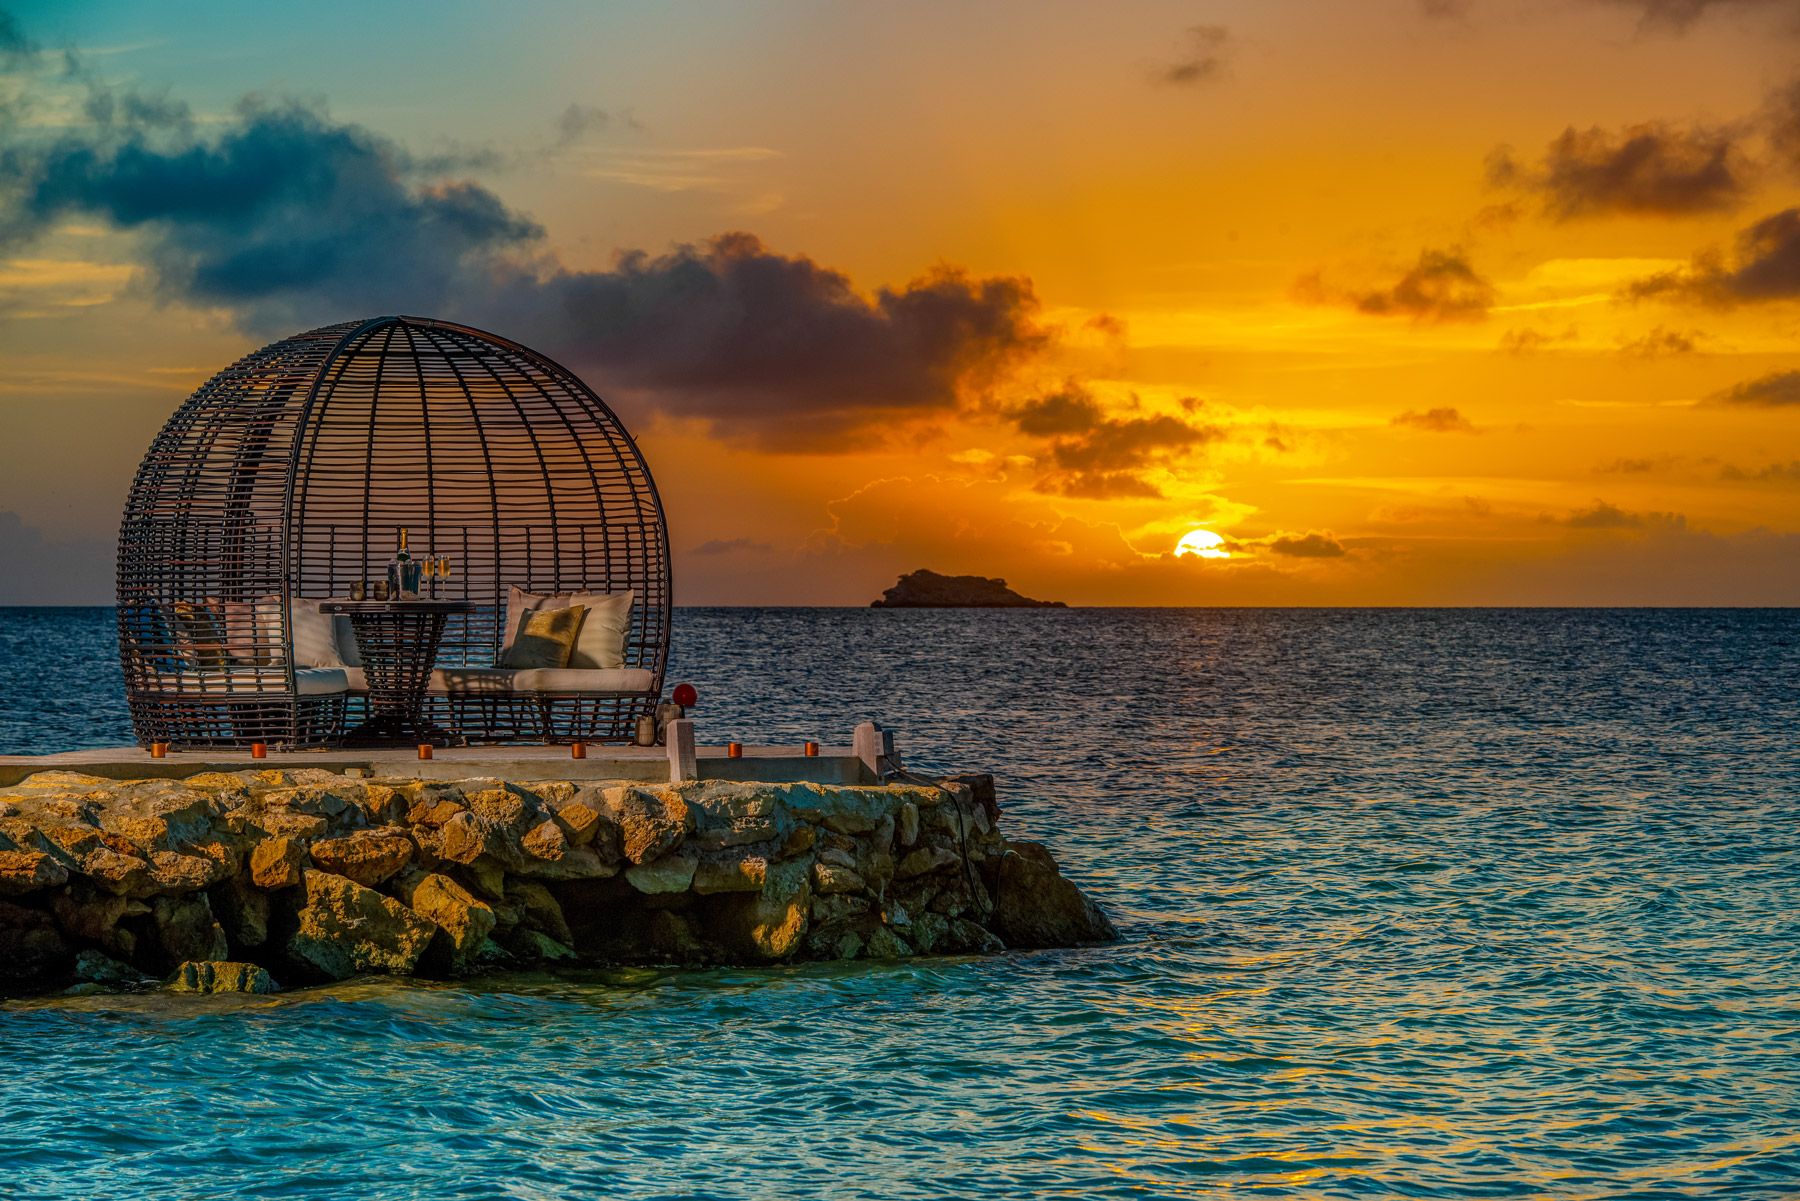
2,606,1796,1198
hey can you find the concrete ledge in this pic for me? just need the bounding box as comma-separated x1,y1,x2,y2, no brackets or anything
0,745,868,789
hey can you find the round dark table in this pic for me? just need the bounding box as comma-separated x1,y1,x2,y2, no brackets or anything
320,600,474,745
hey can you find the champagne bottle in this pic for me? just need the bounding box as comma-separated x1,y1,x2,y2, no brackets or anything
387,527,414,598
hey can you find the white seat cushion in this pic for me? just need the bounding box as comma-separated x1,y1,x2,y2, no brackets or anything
342,666,516,695
295,667,351,695
145,667,349,696
510,667,656,694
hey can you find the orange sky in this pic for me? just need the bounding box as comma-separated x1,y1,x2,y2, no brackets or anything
0,0,1796,603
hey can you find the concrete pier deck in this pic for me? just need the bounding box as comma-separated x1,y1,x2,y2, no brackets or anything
0,743,866,789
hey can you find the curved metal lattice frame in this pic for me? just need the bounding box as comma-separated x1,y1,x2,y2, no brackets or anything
117,315,671,748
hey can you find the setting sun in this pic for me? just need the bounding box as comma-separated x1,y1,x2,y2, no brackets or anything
1174,529,1228,560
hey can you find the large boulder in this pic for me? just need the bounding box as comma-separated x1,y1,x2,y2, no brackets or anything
520,818,567,863
812,862,866,895
704,856,811,961
152,893,230,965
0,849,68,895
990,841,1116,948
684,782,787,851
511,842,620,881
504,880,573,945
390,868,495,969
143,849,228,894
308,829,413,886
896,846,959,879
602,786,692,864
52,889,130,943
0,900,70,981
74,948,153,990
545,795,606,847
249,837,306,889
286,870,436,980
82,848,155,896
168,960,280,994
90,780,223,851
625,849,698,895
692,851,768,895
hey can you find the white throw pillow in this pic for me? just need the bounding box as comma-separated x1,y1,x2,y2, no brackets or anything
563,590,634,670
289,597,348,669
503,585,554,657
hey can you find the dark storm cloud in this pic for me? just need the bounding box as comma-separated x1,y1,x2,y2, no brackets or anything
1391,407,1478,433
1630,207,1800,304
554,103,610,145
1595,0,1798,31
1563,500,1687,529
0,97,546,325
1499,327,1553,354
0,7,32,61
1046,413,1220,471
1711,369,1800,406
1766,78,1800,171
1008,388,1106,436
1350,249,1497,321
1269,532,1347,558
1618,326,1703,356
1596,455,1676,473
1043,471,1166,500
1008,385,1223,500
0,77,1051,448
1721,458,1800,479
690,537,772,555
1487,123,1746,219
1155,25,1230,86
508,235,1048,444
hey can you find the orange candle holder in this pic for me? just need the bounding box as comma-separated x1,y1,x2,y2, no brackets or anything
250,742,268,759
149,741,168,759
804,741,819,757
727,741,743,759
417,743,433,761
570,741,587,760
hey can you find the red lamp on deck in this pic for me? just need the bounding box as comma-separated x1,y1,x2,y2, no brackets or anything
672,682,697,709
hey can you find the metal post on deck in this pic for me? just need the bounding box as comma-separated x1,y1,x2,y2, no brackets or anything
666,718,697,784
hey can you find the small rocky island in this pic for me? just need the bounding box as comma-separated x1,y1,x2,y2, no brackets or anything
0,769,1115,996
871,569,1066,608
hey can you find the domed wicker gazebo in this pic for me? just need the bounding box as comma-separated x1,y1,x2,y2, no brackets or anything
117,315,670,749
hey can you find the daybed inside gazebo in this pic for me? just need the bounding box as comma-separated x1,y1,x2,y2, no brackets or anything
117,315,670,749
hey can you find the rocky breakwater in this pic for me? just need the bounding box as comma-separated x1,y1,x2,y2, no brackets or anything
0,769,1115,996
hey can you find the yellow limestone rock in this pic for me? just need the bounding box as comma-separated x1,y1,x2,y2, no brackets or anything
249,838,306,889
287,871,435,980
390,869,495,967
167,960,279,994
307,829,413,886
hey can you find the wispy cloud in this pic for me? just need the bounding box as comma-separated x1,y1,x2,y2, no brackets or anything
1153,25,1231,86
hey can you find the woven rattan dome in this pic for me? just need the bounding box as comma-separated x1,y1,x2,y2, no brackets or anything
117,315,670,748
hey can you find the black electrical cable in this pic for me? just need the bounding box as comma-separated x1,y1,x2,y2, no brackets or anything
884,760,993,922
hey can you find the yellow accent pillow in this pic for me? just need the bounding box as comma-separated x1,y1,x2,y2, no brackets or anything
501,603,587,669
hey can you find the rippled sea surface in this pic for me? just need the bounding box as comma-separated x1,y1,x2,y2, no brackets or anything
2,607,1798,1199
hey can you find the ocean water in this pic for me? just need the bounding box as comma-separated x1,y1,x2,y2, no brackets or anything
1,607,1797,1199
